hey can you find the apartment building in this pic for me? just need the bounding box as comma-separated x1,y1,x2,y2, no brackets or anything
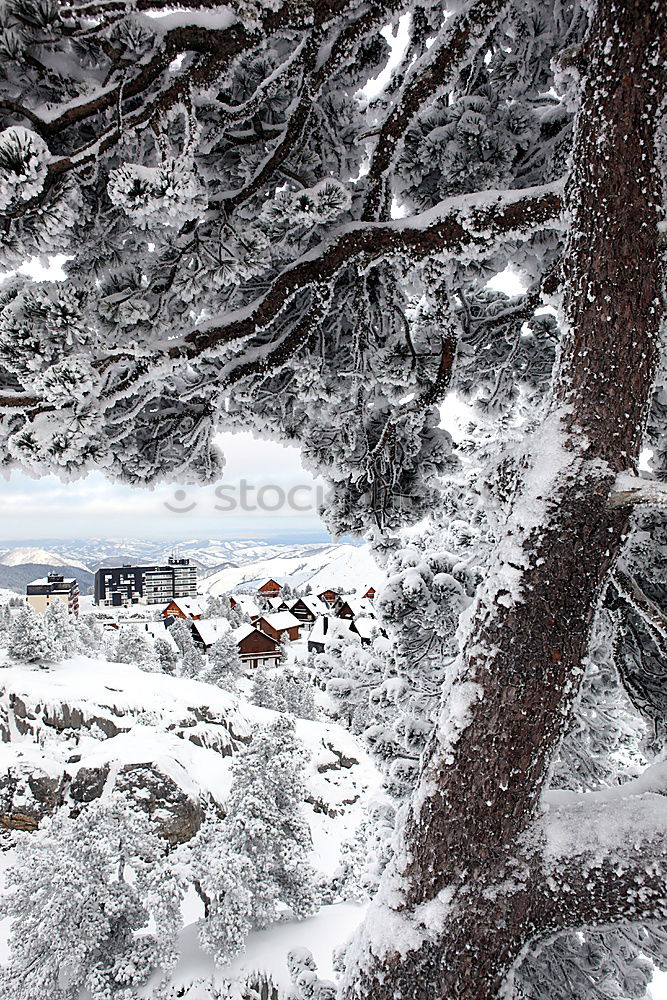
26,573,80,616
94,556,198,607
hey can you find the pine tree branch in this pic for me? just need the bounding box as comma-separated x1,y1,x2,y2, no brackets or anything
608,475,667,509
362,0,511,220
533,773,667,933
174,180,563,359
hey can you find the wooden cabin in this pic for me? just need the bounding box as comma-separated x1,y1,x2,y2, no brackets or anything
362,586,376,601
257,579,282,598
229,594,261,619
308,615,359,655
317,589,339,608
234,623,281,669
337,596,375,620
289,596,327,624
255,611,301,642
162,597,206,620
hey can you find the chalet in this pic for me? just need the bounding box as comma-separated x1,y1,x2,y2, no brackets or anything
234,623,281,669
308,616,360,655
257,579,282,598
255,611,301,642
162,596,207,620
267,595,290,612
362,586,376,601
337,596,375,620
317,589,339,608
289,596,327,625
191,617,232,650
350,616,378,647
229,594,261,620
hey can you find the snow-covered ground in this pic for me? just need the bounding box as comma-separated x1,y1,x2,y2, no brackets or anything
0,648,383,995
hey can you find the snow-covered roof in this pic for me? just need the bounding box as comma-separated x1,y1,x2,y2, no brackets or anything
309,616,359,645
338,597,375,618
141,622,178,651
164,597,207,617
258,611,301,632
261,611,301,632
291,595,328,616
229,594,261,618
232,622,256,643
353,617,377,641
192,617,232,647
27,576,76,587
268,595,288,610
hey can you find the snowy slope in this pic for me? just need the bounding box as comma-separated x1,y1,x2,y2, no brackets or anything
0,546,91,572
203,543,385,596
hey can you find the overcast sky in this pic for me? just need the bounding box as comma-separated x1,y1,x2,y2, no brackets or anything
0,432,331,543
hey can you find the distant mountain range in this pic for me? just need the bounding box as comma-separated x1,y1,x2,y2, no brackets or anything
0,539,382,597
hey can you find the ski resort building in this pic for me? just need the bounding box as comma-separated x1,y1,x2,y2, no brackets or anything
229,594,262,619
308,616,359,654
289,596,327,624
26,573,80,617
94,556,198,607
337,596,376,620
162,597,207,620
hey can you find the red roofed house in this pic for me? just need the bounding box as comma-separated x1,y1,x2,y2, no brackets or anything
257,579,282,598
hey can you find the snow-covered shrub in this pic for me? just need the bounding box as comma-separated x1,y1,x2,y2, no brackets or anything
113,626,156,669
0,795,183,1000
0,126,49,211
206,631,242,688
287,948,337,999
180,644,205,678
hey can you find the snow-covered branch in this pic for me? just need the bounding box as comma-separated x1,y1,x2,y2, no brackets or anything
533,768,667,932
608,474,667,509
362,0,511,220
177,180,564,360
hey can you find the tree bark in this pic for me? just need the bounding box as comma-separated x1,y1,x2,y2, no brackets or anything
342,1,666,997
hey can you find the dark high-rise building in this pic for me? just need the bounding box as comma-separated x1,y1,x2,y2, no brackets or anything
94,556,197,607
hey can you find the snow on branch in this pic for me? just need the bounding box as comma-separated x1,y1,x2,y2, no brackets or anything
608,473,667,510
176,180,564,360
531,767,667,932
611,569,667,648
363,0,510,220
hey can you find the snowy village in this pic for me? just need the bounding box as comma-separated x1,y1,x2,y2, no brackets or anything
0,0,665,999
0,541,392,997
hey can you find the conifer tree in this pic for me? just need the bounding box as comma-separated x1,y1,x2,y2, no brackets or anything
0,795,183,1000
44,598,79,659
0,1,665,997
206,631,242,688
7,604,54,664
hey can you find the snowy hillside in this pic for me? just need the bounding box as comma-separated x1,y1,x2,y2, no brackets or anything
203,542,385,596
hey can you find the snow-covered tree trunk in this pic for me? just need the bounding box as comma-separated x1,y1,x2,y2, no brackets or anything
342,2,666,997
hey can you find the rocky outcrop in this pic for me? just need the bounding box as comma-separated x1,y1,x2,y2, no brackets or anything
0,764,66,831
114,763,203,844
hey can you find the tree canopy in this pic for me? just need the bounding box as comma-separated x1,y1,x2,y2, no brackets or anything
0,1,665,999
